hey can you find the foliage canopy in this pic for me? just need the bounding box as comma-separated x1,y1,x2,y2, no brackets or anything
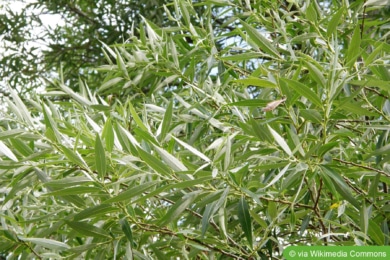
1,0,390,259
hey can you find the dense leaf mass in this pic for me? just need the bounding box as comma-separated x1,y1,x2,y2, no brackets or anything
1,0,390,259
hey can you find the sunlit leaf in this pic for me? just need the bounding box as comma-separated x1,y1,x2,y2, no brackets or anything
18,237,70,250
0,141,18,162
268,125,292,156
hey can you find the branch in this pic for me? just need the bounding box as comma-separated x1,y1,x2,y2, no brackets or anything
156,195,250,256
65,3,98,25
135,222,247,259
333,158,390,178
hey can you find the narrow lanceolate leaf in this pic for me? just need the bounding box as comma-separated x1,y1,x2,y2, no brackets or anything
0,141,18,162
42,103,60,142
58,83,92,106
320,166,359,208
7,85,34,126
103,181,159,204
346,25,362,68
171,135,211,163
233,77,277,88
201,187,230,237
159,193,197,226
66,221,110,238
128,101,148,132
240,20,280,59
102,118,114,153
137,147,171,176
60,145,88,169
280,78,322,107
0,129,24,140
327,7,344,37
267,125,292,156
153,145,187,172
120,218,134,244
43,186,100,196
159,100,173,141
260,163,291,190
18,237,70,251
74,204,117,220
116,48,130,80
238,197,253,248
95,134,106,179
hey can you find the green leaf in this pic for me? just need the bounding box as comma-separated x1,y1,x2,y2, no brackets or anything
103,181,159,204
349,79,390,92
318,142,339,157
137,147,171,176
320,166,359,208
268,125,292,156
360,202,369,236
43,186,100,196
302,59,326,88
159,193,197,226
42,103,60,142
74,204,117,220
7,85,34,126
66,221,110,238
60,145,88,169
368,219,385,245
95,134,106,179
368,173,381,198
0,129,24,140
238,197,253,248
327,7,345,37
120,218,134,244
102,118,114,153
127,101,148,132
260,163,291,190
159,100,173,141
0,141,18,162
291,33,318,43
220,52,264,61
229,99,269,107
233,77,277,88
300,109,322,123
44,177,93,188
171,135,211,162
240,20,280,59
306,2,318,23
201,187,229,237
58,83,92,106
18,237,70,250
153,145,187,172
336,100,377,116
133,176,212,204
268,201,278,221
346,25,362,68
116,48,129,80
280,78,322,107
98,77,124,93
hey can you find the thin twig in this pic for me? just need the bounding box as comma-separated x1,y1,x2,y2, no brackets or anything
333,158,390,178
